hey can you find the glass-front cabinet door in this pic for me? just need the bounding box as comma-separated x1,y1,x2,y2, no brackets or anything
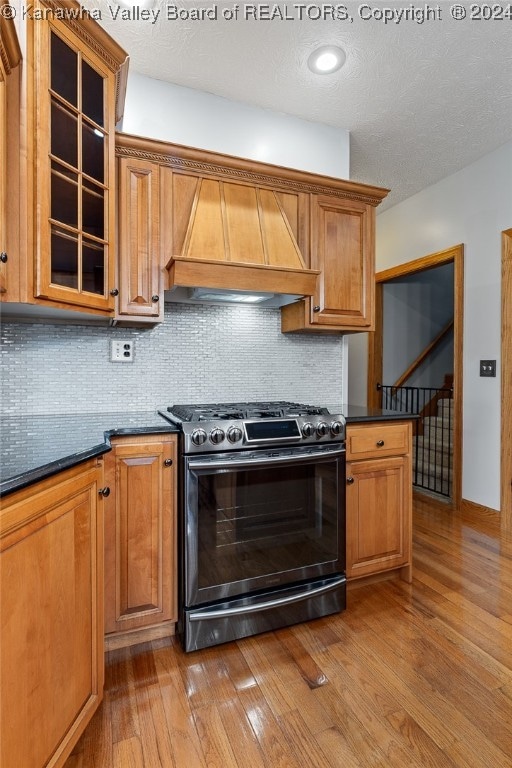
35,23,116,311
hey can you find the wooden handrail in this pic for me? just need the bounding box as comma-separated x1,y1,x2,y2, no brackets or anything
393,320,454,388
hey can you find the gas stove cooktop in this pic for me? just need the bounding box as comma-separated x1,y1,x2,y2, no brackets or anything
158,401,346,454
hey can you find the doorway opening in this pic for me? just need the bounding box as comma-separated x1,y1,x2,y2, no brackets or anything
368,245,464,508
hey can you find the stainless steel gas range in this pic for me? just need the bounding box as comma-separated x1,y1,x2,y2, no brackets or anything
158,401,347,652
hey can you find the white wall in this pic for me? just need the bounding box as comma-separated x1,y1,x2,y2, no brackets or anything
348,140,512,511
121,72,350,178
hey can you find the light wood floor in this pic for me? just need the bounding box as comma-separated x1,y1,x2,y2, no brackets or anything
66,497,512,768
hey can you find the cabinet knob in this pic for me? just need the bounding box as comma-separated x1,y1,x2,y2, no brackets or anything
376,440,385,447
98,486,111,497
0,252,7,263
152,295,160,302
313,305,321,312
110,288,119,296
164,458,173,467
346,476,354,485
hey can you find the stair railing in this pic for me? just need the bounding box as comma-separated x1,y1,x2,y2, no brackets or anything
377,384,453,498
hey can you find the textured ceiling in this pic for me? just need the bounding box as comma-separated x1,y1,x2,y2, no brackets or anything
89,1,512,210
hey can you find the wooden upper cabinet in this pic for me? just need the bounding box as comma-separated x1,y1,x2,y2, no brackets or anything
281,195,377,333
0,7,21,297
115,132,388,329
116,156,163,320
35,22,117,311
7,1,128,316
310,196,374,327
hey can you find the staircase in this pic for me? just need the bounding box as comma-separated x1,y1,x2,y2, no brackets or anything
413,397,453,497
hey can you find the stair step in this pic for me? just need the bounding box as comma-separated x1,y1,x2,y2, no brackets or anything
414,434,452,451
414,458,452,481
422,427,453,448
414,447,452,466
422,415,452,430
436,398,453,417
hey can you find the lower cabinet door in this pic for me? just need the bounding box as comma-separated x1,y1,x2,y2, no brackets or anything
0,460,104,768
346,455,411,579
104,435,177,635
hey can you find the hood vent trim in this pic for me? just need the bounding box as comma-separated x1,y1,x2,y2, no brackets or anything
167,176,319,297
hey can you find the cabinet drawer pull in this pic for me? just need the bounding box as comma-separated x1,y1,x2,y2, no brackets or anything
98,486,110,498
164,459,173,467
110,288,119,297
346,476,354,485
376,440,385,447
152,295,160,302
313,305,321,312
0,252,7,263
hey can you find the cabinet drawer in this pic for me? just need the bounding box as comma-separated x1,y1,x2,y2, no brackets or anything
346,421,411,460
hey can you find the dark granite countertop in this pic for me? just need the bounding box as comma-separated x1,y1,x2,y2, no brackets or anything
341,405,419,423
0,411,180,498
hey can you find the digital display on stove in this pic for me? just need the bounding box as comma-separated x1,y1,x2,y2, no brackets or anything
245,419,301,441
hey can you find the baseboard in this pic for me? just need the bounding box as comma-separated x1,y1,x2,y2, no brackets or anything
460,498,500,516
105,621,176,651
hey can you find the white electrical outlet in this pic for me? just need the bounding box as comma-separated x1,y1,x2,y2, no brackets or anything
110,339,134,362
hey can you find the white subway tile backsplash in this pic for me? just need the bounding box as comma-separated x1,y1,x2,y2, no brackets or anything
1,303,345,415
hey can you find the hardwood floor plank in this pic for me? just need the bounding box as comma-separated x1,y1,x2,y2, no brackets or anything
112,735,144,768
236,685,302,768
192,704,239,768
109,646,140,746
275,708,340,768
130,644,176,768
238,633,306,717
275,626,328,688
152,638,208,768
216,640,259,692
217,697,267,768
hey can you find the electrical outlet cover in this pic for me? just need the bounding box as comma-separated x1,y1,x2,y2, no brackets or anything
111,339,134,362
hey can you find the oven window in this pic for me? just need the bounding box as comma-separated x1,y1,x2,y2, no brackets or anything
194,460,340,590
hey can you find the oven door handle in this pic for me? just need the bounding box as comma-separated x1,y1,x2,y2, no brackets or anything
188,575,346,621
187,446,346,471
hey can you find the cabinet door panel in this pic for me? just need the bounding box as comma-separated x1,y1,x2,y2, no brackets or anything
117,157,162,318
346,456,410,578
0,462,104,768
36,23,116,312
310,195,374,328
104,436,177,634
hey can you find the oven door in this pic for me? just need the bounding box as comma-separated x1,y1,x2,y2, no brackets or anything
183,443,345,607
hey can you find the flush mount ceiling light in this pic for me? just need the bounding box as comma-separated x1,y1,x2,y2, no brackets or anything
307,46,346,75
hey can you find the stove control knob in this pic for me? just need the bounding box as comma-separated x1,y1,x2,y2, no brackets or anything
227,426,243,443
191,428,207,446
210,427,225,445
302,422,314,438
316,422,329,437
330,420,344,436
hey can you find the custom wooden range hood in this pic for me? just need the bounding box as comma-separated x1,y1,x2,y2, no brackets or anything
115,133,320,299
169,176,319,297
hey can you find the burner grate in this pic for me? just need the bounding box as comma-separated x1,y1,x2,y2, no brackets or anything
167,401,330,422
